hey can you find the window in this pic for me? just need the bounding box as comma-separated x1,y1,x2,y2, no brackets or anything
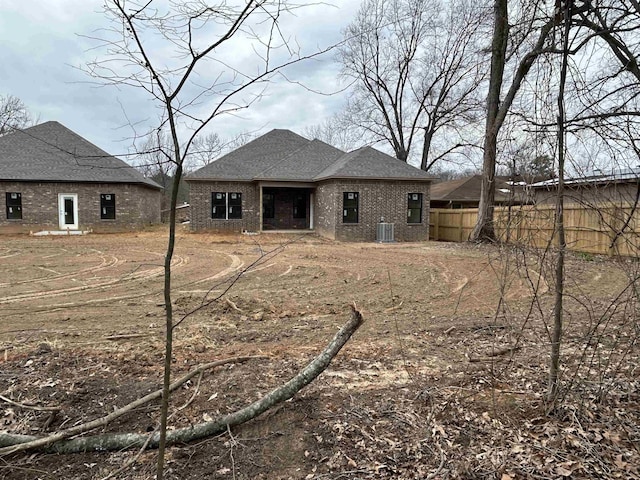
6,192,22,220
343,192,359,223
100,194,116,220
212,192,226,219
212,192,242,220
228,192,242,219
263,193,275,219
407,193,422,223
293,194,306,219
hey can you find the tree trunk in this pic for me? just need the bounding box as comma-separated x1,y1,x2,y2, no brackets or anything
470,0,508,242
547,1,570,406
420,127,434,172
0,307,364,454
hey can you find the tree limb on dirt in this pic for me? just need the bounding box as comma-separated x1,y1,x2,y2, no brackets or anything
104,333,151,341
467,345,521,363
224,297,242,313
0,395,61,412
100,372,205,480
0,355,265,455
0,306,364,454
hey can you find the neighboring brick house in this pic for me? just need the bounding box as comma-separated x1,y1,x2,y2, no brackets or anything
187,129,434,242
0,121,162,233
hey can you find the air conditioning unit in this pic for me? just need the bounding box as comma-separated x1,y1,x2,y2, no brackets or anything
376,222,395,243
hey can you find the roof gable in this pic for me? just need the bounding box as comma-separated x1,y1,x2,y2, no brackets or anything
256,139,345,181
0,121,161,189
315,147,432,180
188,129,311,180
188,131,433,183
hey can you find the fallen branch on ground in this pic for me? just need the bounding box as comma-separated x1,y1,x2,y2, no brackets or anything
104,333,151,341
0,305,364,454
100,372,205,480
0,395,61,412
467,345,521,363
0,356,265,455
224,297,242,313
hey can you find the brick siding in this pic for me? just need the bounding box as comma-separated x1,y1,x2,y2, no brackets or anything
0,181,161,233
315,179,431,242
188,179,430,242
188,181,260,232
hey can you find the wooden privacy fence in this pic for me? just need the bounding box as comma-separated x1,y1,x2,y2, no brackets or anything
429,203,640,256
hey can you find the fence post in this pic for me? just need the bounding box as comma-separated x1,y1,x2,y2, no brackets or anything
433,210,440,240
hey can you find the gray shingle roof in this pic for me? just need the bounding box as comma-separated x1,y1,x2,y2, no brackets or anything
187,130,433,183
256,139,345,181
187,129,311,180
0,121,161,189
315,146,433,181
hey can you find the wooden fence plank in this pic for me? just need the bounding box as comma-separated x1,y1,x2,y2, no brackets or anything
429,203,640,256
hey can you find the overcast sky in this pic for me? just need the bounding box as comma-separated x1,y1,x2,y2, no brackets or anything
0,1,361,160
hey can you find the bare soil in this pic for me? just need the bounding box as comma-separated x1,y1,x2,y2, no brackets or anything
0,227,638,479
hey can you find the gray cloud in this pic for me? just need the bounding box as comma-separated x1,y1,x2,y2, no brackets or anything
0,1,360,159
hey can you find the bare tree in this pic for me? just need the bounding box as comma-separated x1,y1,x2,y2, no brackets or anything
188,132,224,167
471,0,640,241
338,0,487,170
82,2,338,477
186,130,259,168
302,112,365,151
0,94,32,136
474,0,640,403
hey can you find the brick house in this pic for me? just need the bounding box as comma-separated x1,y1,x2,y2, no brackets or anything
187,129,434,241
0,122,162,233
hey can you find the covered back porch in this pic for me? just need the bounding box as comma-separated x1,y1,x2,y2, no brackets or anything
260,184,314,231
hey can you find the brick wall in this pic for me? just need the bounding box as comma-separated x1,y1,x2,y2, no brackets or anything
0,181,161,233
315,179,431,242
188,181,260,232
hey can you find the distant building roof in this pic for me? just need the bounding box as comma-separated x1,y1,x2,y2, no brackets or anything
0,121,161,189
530,168,640,188
187,129,434,182
431,175,515,203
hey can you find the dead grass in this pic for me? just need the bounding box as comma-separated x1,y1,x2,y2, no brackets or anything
0,230,638,479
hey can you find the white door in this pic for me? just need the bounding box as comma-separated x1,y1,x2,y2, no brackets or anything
58,193,79,230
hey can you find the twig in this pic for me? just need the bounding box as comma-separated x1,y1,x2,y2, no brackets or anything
383,300,403,312
100,431,156,480
0,395,61,412
227,424,237,480
104,333,150,341
100,372,204,480
425,443,446,480
224,297,242,313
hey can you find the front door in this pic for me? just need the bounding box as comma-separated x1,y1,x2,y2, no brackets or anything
58,193,78,230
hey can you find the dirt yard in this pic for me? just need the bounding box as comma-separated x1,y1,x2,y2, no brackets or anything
0,228,638,479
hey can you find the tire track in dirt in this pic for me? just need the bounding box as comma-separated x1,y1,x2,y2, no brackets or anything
0,249,119,287
0,248,20,259
0,254,187,305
